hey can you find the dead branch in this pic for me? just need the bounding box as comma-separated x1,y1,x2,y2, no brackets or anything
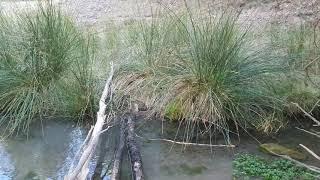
309,99,320,113
300,144,320,161
136,135,235,148
296,127,320,138
65,63,114,180
292,102,320,126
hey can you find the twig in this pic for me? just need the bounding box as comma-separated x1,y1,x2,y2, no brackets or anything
292,103,320,126
136,134,235,148
296,127,320,138
99,125,113,135
299,144,320,161
304,56,320,70
309,99,320,114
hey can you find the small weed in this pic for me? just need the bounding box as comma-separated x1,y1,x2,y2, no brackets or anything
233,154,319,180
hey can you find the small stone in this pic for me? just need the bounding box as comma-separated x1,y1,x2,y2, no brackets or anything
259,143,307,160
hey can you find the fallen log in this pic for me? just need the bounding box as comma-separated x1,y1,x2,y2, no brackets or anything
110,118,127,180
65,63,114,180
126,115,144,180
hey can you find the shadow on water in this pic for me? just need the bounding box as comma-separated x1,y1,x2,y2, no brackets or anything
0,117,319,180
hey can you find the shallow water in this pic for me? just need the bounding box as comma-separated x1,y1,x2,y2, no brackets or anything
0,119,319,180
0,120,90,180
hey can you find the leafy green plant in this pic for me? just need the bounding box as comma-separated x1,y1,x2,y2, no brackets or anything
233,154,319,180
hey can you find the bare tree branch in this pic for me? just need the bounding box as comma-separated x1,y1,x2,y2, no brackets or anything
136,134,235,148
65,63,114,180
299,144,320,161
292,103,320,126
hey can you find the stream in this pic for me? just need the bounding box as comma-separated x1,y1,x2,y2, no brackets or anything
0,118,319,180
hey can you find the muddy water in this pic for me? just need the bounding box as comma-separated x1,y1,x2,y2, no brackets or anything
0,119,319,180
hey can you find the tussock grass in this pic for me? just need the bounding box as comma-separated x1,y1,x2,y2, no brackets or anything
115,11,286,142
0,0,318,140
0,1,82,135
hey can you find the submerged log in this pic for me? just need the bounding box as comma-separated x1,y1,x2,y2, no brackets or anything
126,115,144,180
110,118,127,180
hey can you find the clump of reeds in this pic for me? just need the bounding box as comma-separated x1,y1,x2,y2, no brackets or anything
0,1,82,135
57,35,99,123
115,11,286,142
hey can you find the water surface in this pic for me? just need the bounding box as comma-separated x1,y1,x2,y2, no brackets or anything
0,119,319,180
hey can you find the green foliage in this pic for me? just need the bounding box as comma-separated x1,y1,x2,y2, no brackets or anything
165,101,183,121
233,154,319,180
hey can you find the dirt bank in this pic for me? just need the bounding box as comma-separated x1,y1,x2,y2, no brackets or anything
2,0,318,28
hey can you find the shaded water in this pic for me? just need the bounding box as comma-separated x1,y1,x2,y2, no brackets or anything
0,119,319,180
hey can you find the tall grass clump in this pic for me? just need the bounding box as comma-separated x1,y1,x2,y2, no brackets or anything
115,11,285,142
0,2,81,135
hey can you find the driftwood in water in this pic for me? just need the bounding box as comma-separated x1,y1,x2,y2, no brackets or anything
126,115,144,180
65,63,114,180
109,114,145,180
110,118,127,180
